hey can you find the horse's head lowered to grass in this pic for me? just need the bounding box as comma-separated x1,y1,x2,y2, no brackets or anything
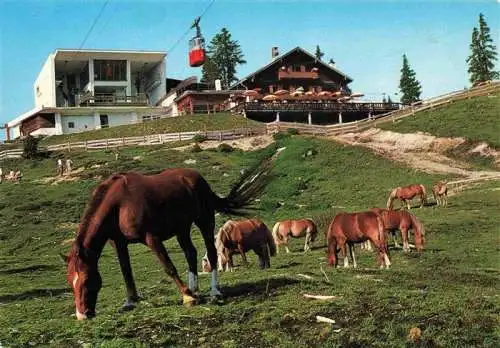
62,244,102,320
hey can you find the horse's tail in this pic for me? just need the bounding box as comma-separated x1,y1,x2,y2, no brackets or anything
272,222,282,245
409,212,425,249
265,224,277,257
77,173,127,240
212,150,277,216
387,188,398,209
419,184,427,205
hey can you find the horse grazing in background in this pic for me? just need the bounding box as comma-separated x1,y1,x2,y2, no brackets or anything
203,218,276,272
387,184,427,210
61,158,275,320
370,208,425,252
326,211,391,269
432,182,448,207
272,219,318,253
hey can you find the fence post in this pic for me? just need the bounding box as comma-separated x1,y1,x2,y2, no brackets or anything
67,142,71,152
219,131,223,141
84,141,88,151
159,134,163,144
179,132,182,141
122,137,125,146
105,139,109,150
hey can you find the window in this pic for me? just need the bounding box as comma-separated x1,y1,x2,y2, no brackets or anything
68,122,75,129
93,60,127,81
100,115,109,128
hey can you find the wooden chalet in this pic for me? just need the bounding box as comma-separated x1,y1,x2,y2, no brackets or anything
230,47,399,124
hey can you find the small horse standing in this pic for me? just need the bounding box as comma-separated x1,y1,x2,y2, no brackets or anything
203,218,276,272
326,211,390,269
432,182,448,207
272,219,318,253
62,162,273,320
370,208,425,252
387,184,427,210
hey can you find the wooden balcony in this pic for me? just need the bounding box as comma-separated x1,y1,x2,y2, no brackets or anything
242,101,401,113
76,93,148,106
278,71,319,80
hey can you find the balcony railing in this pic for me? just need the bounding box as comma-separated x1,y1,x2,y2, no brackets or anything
278,71,319,80
76,93,148,106
242,101,401,113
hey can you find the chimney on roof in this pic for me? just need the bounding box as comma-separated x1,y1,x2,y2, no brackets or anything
272,47,279,59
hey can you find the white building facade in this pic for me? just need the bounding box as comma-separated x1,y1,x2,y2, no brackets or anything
6,49,169,139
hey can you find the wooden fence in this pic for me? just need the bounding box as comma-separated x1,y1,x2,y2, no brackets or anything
0,149,23,161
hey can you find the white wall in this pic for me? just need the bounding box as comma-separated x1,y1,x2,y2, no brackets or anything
34,54,56,108
147,61,166,105
160,92,178,116
11,126,20,139
31,128,58,136
61,115,95,134
107,113,136,127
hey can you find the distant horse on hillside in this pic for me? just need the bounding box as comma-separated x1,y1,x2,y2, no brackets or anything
432,182,448,207
387,184,427,210
370,208,425,252
61,159,274,320
202,218,276,272
326,211,390,269
272,218,318,253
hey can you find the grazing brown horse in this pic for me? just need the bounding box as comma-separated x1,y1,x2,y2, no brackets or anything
432,182,448,207
62,162,273,320
370,208,425,252
272,218,318,253
203,218,276,272
326,211,390,269
387,184,427,210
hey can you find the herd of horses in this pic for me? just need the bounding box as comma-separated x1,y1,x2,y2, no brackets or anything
62,158,448,320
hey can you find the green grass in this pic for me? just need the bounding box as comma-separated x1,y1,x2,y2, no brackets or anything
39,113,262,146
1,135,499,347
379,92,500,148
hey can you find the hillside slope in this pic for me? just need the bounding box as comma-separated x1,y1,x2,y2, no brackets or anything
0,136,498,347
378,92,500,148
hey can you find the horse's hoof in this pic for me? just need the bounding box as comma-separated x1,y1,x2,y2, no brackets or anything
182,294,197,307
118,301,137,312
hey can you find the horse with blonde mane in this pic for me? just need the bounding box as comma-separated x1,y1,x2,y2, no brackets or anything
203,218,276,272
61,158,274,320
272,219,318,253
432,182,448,207
387,184,427,210
326,211,391,269
371,208,425,252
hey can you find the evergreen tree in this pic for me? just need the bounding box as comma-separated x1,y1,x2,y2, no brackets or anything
315,45,325,60
387,96,392,104
466,13,498,84
399,54,422,105
200,56,218,86
204,28,246,89
328,58,335,65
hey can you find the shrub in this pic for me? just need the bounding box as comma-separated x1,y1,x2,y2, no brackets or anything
287,128,299,135
272,132,291,141
190,143,203,153
217,143,234,153
193,134,208,143
22,135,39,159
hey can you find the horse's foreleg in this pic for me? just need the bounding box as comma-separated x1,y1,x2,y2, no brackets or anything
348,243,357,268
238,244,248,267
340,243,349,268
401,228,410,252
176,232,199,294
112,241,139,312
146,236,195,305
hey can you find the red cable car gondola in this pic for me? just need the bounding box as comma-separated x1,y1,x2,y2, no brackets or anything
188,17,206,67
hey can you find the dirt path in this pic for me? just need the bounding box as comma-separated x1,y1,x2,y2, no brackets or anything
333,128,500,179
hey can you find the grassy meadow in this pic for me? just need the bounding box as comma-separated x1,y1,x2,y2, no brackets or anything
38,113,262,146
379,92,500,148
0,135,499,347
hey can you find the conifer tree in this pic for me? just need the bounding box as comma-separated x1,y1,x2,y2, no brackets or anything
466,13,498,84
315,45,325,60
399,54,422,105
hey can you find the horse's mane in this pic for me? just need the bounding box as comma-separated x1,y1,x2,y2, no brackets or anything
76,174,126,245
